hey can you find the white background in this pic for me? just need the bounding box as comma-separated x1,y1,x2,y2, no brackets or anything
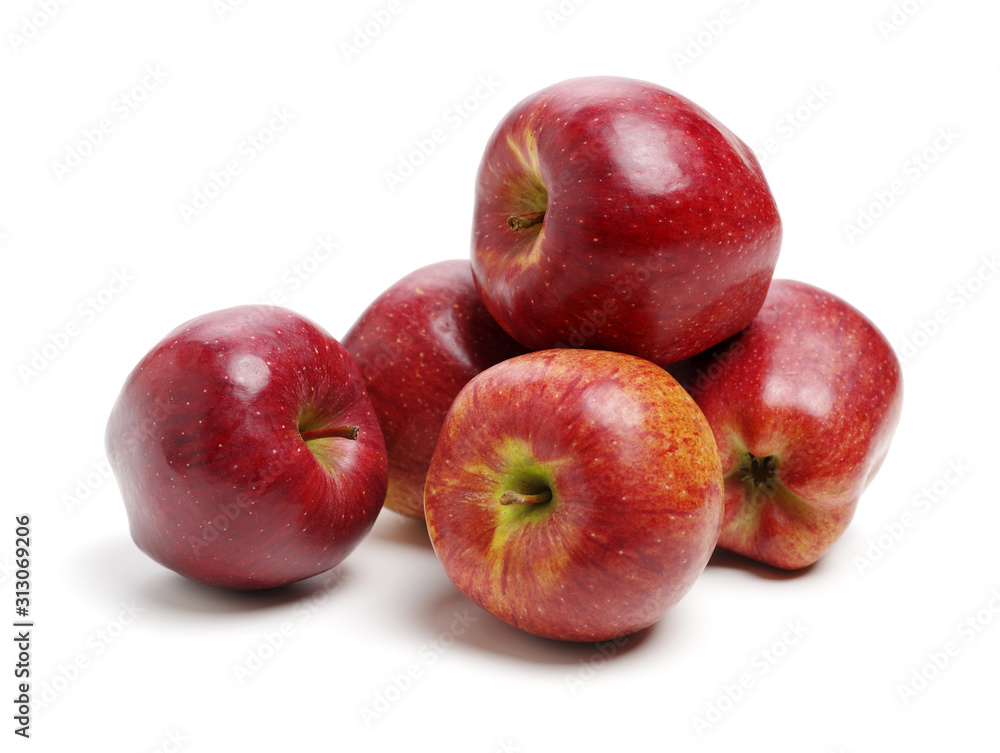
3,0,999,750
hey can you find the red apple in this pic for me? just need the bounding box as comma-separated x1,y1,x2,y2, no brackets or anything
424,349,724,642
471,75,781,366
342,260,526,519
105,305,388,590
668,279,903,569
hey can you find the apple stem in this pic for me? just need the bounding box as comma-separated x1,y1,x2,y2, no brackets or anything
507,211,545,232
499,488,553,506
300,425,360,442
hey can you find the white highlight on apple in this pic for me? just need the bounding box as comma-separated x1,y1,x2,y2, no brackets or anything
753,84,834,168
177,107,296,223
6,0,72,53
229,354,271,398
358,609,478,726
383,75,501,192
31,601,145,712
51,65,169,183
691,619,808,737
842,126,959,244
895,253,998,365
878,0,933,40
854,459,970,574
671,0,754,73
896,587,1000,705
18,267,135,386
61,459,114,515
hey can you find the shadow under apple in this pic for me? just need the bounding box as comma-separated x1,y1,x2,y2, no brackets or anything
415,582,660,666
368,510,434,551
142,566,352,617
74,534,351,618
706,545,821,581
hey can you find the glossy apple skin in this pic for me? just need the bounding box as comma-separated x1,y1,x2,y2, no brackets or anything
424,349,724,642
105,305,388,590
471,75,781,366
342,260,526,519
669,279,903,569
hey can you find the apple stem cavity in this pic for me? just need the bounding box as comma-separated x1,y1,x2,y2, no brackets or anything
300,425,360,442
744,453,777,490
507,211,545,232
499,488,553,506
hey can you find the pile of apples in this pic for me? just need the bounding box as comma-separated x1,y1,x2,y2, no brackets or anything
106,77,903,643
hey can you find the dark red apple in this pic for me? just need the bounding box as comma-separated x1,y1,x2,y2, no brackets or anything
342,260,526,519
669,279,903,569
424,349,724,642
471,75,782,366
105,305,388,590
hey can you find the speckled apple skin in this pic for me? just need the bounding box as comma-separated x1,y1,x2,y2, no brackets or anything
342,260,526,519
671,279,903,569
106,305,388,590
424,349,724,642
472,75,782,366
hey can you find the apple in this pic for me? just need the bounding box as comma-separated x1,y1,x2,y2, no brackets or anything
342,260,526,519
668,279,904,569
471,75,782,366
105,305,388,590
423,348,724,642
